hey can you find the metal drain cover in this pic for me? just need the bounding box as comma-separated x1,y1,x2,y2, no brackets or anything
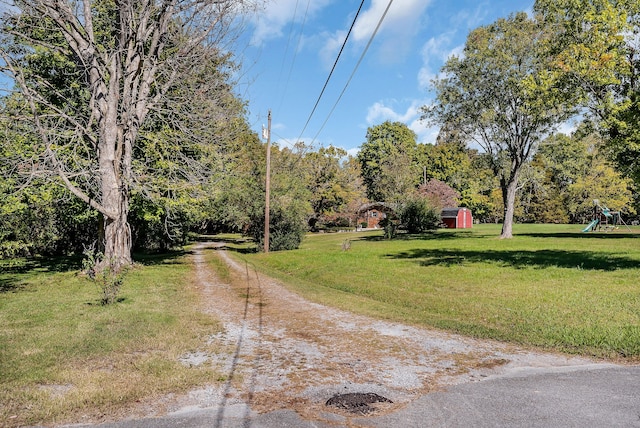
325,392,393,414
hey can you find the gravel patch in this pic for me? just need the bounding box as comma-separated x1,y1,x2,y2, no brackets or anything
153,242,604,423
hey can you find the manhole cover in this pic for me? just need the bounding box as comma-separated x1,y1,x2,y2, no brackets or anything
325,392,393,414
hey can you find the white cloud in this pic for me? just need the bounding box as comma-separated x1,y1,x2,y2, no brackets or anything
346,147,360,158
366,101,413,124
250,0,333,46
349,0,432,63
352,0,430,42
450,3,490,33
365,99,438,144
556,119,579,136
418,38,463,91
319,30,346,69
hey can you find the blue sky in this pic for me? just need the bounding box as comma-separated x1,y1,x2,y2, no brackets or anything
240,0,534,156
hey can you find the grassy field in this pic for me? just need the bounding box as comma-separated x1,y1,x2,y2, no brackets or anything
230,224,640,361
2,224,639,426
0,252,222,427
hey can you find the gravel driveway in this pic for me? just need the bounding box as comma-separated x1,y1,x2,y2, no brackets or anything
150,242,610,424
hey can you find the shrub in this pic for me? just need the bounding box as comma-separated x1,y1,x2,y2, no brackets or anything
400,197,440,233
379,216,399,239
247,201,308,251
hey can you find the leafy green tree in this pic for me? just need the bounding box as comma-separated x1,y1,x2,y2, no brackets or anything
565,134,635,223
423,13,578,238
416,128,496,222
0,114,99,257
417,126,473,190
334,155,368,227
459,152,497,223
377,152,419,204
519,154,569,224
0,181,99,258
520,132,592,223
534,0,640,184
357,121,419,202
247,199,309,251
0,0,251,270
244,142,312,251
300,145,366,229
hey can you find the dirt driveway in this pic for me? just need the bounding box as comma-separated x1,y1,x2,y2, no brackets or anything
164,242,602,423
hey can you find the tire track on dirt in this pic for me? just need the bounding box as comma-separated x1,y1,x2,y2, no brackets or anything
170,242,602,423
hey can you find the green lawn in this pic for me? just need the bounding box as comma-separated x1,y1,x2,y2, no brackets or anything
0,252,222,427
232,224,640,360
2,224,639,426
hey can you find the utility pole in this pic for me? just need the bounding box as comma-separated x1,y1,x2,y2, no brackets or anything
263,110,272,253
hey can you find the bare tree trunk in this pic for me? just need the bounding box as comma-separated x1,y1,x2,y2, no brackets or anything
102,190,132,271
500,174,520,239
2,0,250,273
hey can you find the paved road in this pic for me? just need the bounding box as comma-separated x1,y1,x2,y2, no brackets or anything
70,364,640,428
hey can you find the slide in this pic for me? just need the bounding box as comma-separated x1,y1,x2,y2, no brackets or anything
582,219,599,232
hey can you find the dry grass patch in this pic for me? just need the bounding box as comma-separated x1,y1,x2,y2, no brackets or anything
0,252,224,427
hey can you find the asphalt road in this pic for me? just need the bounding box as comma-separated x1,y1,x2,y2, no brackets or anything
69,364,640,428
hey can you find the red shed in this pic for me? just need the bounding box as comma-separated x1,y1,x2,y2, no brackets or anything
441,207,473,229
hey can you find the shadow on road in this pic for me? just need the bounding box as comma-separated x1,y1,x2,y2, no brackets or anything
211,254,264,428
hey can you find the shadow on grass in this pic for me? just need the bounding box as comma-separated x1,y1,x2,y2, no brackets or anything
358,230,480,242
218,246,258,254
1,256,83,273
134,250,191,266
191,234,256,245
518,232,639,240
386,248,640,271
190,235,258,254
0,278,23,293
1,256,84,293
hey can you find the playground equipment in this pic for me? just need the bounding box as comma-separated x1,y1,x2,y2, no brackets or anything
582,199,632,232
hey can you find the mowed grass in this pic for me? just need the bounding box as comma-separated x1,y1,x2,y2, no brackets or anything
233,224,640,360
0,252,222,428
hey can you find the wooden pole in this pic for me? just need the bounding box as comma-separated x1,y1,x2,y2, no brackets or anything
264,110,271,253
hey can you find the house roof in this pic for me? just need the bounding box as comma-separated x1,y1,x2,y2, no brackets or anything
441,207,470,218
357,202,397,214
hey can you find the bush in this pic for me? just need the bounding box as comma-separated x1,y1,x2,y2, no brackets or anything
0,186,98,258
247,202,308,251
129,196,191,252
400,198,440,233
379,216,399,239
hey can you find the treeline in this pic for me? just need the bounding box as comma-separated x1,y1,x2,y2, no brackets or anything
357,121,635,226
1,0,639,260
2,117,635,259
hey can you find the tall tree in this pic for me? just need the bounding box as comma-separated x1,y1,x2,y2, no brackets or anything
0,0,251,270
422,13,577,238
301,145,365,229
357,121,419,202
534,0,640,184
246,143,312,251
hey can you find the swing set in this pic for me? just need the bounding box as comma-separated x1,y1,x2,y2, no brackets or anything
582,199,632,233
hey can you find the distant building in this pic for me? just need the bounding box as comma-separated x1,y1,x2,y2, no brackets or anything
441,207,473,229
356,202,396,229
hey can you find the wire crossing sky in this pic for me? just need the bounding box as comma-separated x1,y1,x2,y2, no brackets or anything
242,0,536,155
296,0,367,144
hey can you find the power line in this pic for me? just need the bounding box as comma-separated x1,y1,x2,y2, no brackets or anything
295,0,366,144
276,0,310,114
275,0,300,87
310,0,395,146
